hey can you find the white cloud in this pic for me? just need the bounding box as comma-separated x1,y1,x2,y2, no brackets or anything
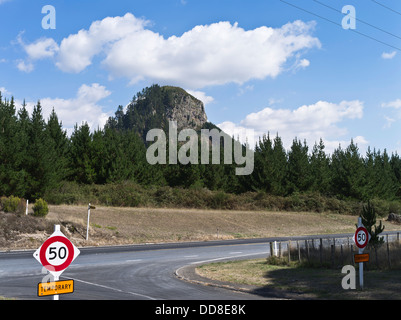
382,99,401,127
0,86,11,96
103,18,320,89
381,51,397,60
56,13,149,73
19,83,112,135
23,37,59,60
16,60,34,73
218,100,366,154
382,99,401,109
20,13,320,89
186,90,214,105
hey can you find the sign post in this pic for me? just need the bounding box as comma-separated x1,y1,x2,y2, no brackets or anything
353,217,371,290
34,225,80,299
86,203,96,241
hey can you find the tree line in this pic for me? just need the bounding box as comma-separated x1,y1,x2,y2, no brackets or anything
0,90,400,202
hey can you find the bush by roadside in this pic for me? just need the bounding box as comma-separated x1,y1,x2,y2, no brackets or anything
43,181,401,217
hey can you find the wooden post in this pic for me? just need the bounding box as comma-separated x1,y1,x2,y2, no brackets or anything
270,242,274,258
331,244,335,268
387,234,391,268
279,242,282,258
297,241,301,262
319,238,323,265
305,239,309,261
288,240,291,263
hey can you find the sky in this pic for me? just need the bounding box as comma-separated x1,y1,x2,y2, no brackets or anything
0,0,401,155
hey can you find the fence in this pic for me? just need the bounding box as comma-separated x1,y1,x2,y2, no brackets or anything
267,231,401,270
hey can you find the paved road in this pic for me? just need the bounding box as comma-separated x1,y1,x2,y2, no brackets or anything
0,239,272,300
0,232,399,300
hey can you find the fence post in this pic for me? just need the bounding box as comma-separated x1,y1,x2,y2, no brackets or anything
297,241,301,262
319,238,323,265
387,234,391,268
305,240,309,261
288,240,291,263
269,242,274,258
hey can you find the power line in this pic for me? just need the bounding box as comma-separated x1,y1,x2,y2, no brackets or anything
313,0,401,41
279,0,401,52
371,0,401,16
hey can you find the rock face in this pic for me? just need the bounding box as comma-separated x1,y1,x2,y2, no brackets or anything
112,85,209,141
163,86,208,131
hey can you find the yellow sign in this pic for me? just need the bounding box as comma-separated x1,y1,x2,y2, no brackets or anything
38,280,74,297
354,253,369,263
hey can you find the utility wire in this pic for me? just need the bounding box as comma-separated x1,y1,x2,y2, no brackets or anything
313,0,401,41
279,0,401,52
371,0,401,16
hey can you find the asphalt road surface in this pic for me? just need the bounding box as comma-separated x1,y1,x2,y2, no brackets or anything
0,232,399,300
0,238,273,300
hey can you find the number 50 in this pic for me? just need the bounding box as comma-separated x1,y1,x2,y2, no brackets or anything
48,246,67,260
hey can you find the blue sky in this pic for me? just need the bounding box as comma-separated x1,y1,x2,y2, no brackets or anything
0,0,400,155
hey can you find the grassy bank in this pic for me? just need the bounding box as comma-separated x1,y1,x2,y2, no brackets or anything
196,245,401,300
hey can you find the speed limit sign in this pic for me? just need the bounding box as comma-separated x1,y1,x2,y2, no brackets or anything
353,226,371,250
34,225,80,278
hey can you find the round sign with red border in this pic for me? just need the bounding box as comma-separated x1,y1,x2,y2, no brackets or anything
354,226,369,249
39,236,75,272
34,227,80,277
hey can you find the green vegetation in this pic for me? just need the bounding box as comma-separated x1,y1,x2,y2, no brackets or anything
1,85,401,209
0,195,23,213
33,198,49,217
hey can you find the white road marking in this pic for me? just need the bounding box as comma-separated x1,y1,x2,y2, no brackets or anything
68,277,158,300
190,252,268,265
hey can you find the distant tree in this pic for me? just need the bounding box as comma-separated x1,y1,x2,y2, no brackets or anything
360,200,385,245
286,138,310,194
309,139,330,194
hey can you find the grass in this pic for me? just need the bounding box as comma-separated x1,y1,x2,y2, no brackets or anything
196,242,401,300
1,204,400,251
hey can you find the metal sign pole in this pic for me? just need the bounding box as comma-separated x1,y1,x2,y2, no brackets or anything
54,225,60,300
357,217,364,290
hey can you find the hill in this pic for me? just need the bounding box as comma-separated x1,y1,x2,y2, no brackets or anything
105,84,210,141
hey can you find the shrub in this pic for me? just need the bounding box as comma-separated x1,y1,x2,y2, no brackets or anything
33,198,49,217
1,196,21,213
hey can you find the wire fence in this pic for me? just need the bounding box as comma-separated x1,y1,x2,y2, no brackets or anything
267,231,401,270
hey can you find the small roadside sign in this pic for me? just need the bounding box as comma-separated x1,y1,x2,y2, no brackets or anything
33,225,80,278
353,217,371,290
353,226,370,250
354,253,369,263
38,279,74,297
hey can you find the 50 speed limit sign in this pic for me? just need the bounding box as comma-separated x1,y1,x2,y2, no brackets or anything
353,226,371,250
34,225,80,278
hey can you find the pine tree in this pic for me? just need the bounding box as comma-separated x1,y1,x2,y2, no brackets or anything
360,201,385,245
310,139,330,194
25,101,59,199
286,138,310,194
271,134,287,196
68,122,95,184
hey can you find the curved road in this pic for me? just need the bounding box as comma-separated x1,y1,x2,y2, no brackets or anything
0,232,399,300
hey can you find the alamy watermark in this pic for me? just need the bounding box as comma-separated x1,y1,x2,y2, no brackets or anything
42,5,56,30
146,121,255,176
